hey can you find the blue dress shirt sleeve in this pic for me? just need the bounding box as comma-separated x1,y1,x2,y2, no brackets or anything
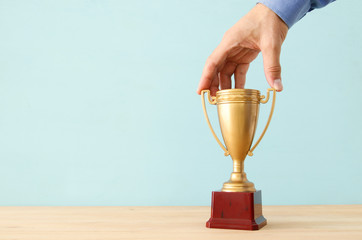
257,0,336,28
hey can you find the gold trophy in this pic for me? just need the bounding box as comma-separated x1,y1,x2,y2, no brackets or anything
201,88,276,230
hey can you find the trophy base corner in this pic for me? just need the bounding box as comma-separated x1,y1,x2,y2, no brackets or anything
206,190,267,230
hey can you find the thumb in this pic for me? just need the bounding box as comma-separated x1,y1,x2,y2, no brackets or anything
261,45,283,91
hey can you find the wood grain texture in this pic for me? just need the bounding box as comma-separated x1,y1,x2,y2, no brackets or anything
0,205,361,240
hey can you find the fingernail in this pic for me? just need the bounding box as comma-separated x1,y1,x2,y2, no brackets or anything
273,79,283,91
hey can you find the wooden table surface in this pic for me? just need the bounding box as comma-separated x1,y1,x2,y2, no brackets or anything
0,205,361,240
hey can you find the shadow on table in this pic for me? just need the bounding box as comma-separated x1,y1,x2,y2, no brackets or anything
265,220,338,230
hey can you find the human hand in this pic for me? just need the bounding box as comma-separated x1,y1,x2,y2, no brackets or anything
197,3,288,96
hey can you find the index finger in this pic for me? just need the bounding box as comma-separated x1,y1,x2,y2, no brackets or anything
197,46,227,95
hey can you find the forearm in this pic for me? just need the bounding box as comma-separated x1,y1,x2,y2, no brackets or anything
257,0,336,28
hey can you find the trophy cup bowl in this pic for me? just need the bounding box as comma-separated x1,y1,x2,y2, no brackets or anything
201,88,276,230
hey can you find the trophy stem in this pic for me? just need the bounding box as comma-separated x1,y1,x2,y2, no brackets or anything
233,159,244,173
222,159,256,192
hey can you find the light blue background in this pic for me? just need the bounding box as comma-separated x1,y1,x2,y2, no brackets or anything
0,0,361,206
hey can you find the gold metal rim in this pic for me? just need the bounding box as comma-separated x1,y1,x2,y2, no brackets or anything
216,88,260,96
216,89,261,104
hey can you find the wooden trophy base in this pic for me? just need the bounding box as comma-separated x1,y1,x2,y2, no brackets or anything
206,190,267,230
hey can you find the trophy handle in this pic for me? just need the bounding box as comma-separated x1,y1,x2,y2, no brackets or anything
248,88,276,156
201,90,230,156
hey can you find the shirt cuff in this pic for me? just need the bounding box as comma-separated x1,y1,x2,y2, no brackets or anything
257,0,311,28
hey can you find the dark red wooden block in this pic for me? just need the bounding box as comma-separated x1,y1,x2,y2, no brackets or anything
206,190,267,230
